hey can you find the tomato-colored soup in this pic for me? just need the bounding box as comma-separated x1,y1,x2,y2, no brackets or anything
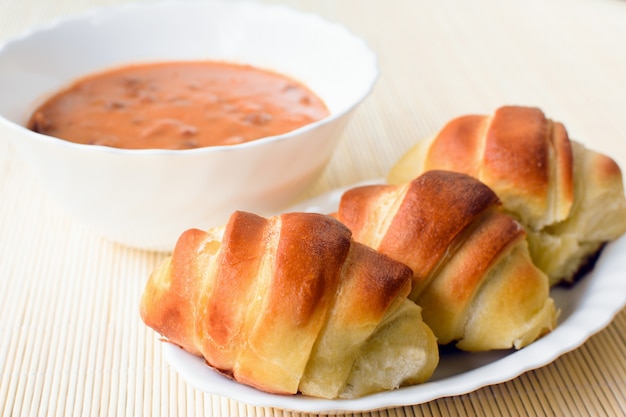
27,61,329,150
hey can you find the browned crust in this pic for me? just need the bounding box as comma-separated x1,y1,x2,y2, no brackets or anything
551,121,575,207
425,114,488,175
380,171,500,282
335,183,387,242
481,106,551,199
198,211,268,370
271,212,352,326
140,227,209,357
339,242,413,323
336,170,508,300
439,210,526,306
414,209,529,345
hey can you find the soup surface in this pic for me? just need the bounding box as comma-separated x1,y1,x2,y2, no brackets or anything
27,61,329,149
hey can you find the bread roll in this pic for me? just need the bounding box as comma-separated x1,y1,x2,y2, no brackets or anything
335,170,558,351
140,211,439,399
388,105,626,284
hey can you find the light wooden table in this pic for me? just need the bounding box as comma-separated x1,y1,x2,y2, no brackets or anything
1,0,625,415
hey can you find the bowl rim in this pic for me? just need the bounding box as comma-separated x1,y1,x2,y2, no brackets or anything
0,0,379,156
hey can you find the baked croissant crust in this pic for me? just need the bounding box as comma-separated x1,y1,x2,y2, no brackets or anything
140,211,439,399
387,105,626,285
334,170,558,351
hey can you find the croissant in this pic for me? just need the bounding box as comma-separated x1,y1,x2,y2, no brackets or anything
140,210,439,399
334,170,558,351
387,105,626,285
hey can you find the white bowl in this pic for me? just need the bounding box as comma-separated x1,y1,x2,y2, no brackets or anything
0,0,378,251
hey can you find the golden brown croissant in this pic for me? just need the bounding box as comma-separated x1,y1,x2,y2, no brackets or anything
140,210,439,399
334,170,558,351
388,105,626,285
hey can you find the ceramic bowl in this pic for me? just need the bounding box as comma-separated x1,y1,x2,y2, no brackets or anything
0,0,378,250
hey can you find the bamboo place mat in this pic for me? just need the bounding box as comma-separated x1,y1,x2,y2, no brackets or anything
1,0,625,416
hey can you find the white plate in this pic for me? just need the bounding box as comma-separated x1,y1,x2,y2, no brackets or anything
163,180,626,414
